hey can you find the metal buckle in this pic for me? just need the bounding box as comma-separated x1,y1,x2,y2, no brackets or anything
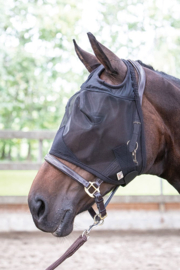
94,213,107,223
84,182,100,198
99,213,107,220
82,213,106,238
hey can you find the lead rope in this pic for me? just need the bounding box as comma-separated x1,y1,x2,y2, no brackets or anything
45,218,103,270
45,185,119,270
45,235,87,270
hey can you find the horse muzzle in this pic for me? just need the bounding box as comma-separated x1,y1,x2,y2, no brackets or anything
28,194,74,237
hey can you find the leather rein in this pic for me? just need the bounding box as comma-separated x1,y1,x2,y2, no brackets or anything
44,60,146,270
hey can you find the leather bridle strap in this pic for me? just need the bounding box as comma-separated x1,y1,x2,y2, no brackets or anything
45,153,107,220
45,154,92,188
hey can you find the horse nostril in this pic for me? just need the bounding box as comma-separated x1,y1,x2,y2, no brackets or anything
36,200,45,219
29,197,47,222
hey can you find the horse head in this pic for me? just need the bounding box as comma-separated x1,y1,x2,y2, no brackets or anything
28,33,177,237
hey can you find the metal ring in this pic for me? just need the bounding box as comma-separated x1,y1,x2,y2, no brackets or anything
93,214,104,226
99,219,104,226
93,214,100,224
134,142,138,151
127,141,138,151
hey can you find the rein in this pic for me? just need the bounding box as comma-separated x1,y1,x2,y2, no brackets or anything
44,60,146,270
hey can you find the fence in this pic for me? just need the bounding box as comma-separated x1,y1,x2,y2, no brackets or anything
0,130,174,203
0,130,56,170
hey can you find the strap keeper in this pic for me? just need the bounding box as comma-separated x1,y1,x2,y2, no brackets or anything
94,193,107,219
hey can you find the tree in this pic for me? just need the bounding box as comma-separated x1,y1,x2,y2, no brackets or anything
0,0,83,160
1,0,180,161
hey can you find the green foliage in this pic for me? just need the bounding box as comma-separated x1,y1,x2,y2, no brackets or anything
0,0,83,160
89,0,180,77
0,0,83,131
1,0,180,161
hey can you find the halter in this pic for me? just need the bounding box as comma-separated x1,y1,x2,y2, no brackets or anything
44,60,146,270
44,153,117,221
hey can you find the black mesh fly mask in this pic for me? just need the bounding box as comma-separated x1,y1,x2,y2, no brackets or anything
45,60,146,221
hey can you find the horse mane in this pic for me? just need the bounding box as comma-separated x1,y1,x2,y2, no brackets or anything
137,60,180,88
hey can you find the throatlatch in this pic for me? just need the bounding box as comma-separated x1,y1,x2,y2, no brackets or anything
44,60,146,270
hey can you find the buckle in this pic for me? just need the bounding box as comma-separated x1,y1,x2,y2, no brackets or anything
84,182,100,198
99,213,107,220
93,213,107,225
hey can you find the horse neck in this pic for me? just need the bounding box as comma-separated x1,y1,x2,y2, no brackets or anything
143,67,180,192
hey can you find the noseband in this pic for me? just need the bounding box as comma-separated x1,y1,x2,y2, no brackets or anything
44,60,146,270
45,153,118,221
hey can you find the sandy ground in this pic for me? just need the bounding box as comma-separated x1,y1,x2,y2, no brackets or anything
1,230,180,270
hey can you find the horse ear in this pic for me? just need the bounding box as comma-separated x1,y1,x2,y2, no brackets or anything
73,39,100,73
87,32,127,81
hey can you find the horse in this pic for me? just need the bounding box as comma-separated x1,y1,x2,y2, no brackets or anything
28,32,180,239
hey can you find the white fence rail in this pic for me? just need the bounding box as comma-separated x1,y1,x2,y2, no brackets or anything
0,130,173,201
0,130,56,170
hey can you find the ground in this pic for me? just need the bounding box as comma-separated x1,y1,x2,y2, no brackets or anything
1,230,180,270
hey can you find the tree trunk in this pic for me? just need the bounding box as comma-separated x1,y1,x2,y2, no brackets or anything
7,144,12,160
1,142,6,159
27,141,32,161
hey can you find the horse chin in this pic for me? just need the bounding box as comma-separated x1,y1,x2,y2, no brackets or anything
52,210,74,237
52,224,73,237
31,207,75,237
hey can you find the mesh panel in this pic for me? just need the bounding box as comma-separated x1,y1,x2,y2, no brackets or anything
50,62,145,185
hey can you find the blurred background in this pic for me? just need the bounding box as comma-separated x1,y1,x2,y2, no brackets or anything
1,0,180,196
1,0,180,269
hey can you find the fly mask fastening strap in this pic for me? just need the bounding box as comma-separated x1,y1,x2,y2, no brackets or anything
128,60,146,104
127,60,146,159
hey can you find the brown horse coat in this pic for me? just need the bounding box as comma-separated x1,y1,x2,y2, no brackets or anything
28,33,180,237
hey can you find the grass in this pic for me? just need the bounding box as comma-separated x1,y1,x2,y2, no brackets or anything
0,171,179,196
116,175,179,196
0,171,37,196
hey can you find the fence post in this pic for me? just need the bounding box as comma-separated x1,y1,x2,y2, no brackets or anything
159,178,165,212
38,139,43,163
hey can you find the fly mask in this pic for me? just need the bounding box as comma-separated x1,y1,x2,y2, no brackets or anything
45,60,146,221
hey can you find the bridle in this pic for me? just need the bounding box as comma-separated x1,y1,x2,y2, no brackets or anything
44,60,146,270
45,154,117,222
